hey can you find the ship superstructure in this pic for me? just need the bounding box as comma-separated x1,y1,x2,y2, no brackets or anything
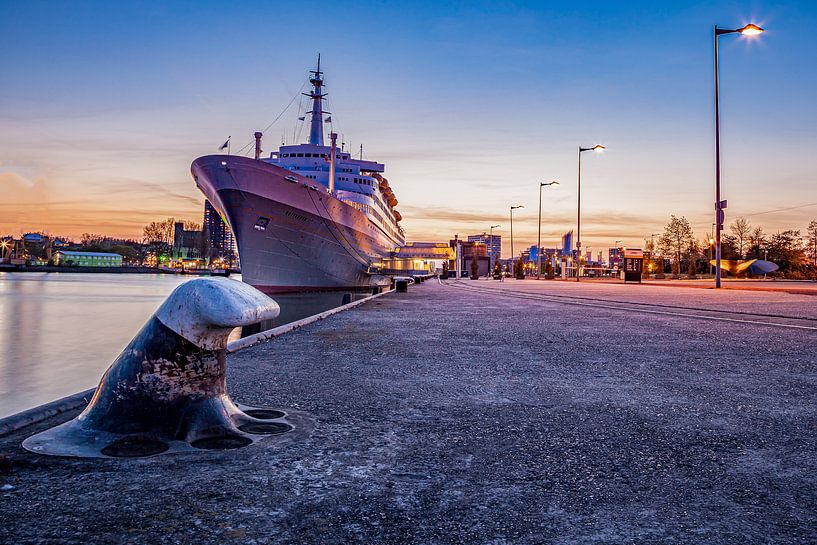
191,57,405,293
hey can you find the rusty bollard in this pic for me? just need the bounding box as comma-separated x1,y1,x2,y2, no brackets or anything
23,278,297,458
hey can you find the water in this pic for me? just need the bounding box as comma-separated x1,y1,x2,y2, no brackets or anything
0,273,371,418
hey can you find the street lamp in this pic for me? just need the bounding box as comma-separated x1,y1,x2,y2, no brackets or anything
537,181,559,279
713,22,764,288
577,144,605,281
489,224,500,275
649,233,660,276
510,205,524,273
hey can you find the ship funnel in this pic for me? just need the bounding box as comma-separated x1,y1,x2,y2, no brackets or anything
22,278,306,458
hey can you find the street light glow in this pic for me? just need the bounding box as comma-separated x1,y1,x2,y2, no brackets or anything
713,22,764,287
739,24,764,36
592,145,606,152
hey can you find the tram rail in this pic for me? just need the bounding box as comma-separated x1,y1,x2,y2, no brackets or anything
445,279,817,332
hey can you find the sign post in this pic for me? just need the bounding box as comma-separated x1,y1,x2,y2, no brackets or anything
621,249,644,283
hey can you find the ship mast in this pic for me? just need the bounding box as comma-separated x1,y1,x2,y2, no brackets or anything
304,54,327,146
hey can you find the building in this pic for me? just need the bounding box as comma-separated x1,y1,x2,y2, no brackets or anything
560,231,573,257
467,233,501,267
55,251,122,267
204,200,236,267
450,236,490,276
173,222,204,260
609,247,622,269
386,242,453,274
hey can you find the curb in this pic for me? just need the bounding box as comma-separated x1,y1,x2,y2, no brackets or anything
0,288,393,438
0,389,95,438
226,288,393,353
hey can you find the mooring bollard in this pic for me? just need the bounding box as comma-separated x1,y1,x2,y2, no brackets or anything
23,278,297,458
396,279,409,293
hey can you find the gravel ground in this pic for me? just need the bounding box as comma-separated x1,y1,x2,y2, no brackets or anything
1,279,816,544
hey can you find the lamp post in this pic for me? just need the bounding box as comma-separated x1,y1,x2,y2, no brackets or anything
537,181,559,279
510,205,524,274
577,144,605,281
714,22,764,288
489,224,500,275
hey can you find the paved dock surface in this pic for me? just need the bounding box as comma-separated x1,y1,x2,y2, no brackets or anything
2,279,816,544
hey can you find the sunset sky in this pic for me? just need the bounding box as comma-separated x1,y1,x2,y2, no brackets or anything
2,1,817,256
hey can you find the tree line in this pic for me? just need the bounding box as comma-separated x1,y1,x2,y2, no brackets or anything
646,216,817,278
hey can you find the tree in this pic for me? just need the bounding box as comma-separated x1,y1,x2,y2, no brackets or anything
748,227,766,260
767,230,806,276
730,217,751,258
658,215,694,278
469,254,479,279
493,260,502,277
514,259,525,279
110,245,139,263
687,240,700,278
81,233,105,246
143,218,176,245
720,234,739,260
807,220,817,265
441,260,449,277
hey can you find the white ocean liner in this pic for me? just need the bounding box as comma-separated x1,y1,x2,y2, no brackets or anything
191,58,405,293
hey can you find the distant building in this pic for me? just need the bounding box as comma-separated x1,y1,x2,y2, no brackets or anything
204,200,236,266
560,231,573,257
55,251,122,267
450,236,490,276
609,247,622,269
173,222,204,260
386,242,453,274
467,233,501,265
393,242,454,260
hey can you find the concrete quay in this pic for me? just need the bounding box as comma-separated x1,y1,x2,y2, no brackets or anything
2,278,816,544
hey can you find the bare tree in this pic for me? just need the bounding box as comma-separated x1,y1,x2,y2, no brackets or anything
748,227,765,259
143,218,176,245
729,217,751,258
658,215,694,277
807,220,817,265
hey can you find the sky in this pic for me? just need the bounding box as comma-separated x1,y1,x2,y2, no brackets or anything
2,0,817,257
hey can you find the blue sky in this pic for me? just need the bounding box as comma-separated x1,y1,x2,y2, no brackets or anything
2,1,816,254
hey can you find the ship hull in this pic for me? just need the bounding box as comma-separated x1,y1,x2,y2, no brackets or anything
191,155,398,293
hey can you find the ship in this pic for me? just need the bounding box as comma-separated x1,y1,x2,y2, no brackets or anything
191,57,405,294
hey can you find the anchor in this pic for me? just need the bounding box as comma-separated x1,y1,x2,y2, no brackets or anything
23,278,299,458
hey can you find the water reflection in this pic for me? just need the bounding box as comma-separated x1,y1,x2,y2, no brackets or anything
0,273,368,418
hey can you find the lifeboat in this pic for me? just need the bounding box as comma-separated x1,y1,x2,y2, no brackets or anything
388,196,398,207
393,210,402,222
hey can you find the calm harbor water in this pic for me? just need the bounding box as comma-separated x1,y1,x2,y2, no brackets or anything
0,273,368,418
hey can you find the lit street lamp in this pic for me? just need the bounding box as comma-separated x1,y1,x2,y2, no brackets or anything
713,22,764,288
649,233,660,276
489,224,500,275
510,205,524,272
537,181,559,279
577,144,605,281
